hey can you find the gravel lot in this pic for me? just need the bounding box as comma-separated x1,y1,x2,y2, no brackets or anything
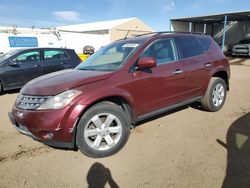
0,58,250,188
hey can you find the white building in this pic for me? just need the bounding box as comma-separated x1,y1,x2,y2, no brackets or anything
0,27,63,54
57,17,154,41
0,17,154,54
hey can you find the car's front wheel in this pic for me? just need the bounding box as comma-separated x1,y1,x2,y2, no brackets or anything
201,77,227,112
76,101,130,158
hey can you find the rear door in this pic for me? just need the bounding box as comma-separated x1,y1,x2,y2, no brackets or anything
42,49,73,75
132,38,186,116
174,35,211,98
2,50,42,88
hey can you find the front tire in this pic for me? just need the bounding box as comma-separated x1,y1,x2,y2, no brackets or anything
76,101,130,158
201,77,227,112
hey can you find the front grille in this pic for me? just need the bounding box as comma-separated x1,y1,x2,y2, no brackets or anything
16,94,51,110
235,47,248,50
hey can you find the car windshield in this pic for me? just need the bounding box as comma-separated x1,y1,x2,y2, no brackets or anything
0,50,18,62
76,40,142,71
239,38,250,44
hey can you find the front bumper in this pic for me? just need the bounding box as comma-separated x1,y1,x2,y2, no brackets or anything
9,112,37,138
9,112,75,148
232,49,250,56
8,104,85,148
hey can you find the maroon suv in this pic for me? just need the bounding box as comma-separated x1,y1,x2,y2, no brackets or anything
9,32,230,158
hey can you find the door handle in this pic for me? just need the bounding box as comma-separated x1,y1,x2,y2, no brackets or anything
61,62,67,65
205,63,211,67
34,64,40,68
173,69,183,74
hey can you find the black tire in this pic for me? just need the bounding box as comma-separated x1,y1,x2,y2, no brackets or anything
0,83,2,94
76,101,130,158
201,77,227,112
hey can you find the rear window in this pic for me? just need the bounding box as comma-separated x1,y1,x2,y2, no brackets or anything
175,36,205,59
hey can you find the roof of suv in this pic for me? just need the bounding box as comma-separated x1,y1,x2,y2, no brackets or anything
118,31,206,44
136,31,204,37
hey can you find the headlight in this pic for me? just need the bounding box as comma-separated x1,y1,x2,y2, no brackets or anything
37,90,81,110
15,93,24,105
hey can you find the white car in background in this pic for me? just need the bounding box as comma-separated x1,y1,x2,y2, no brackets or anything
232,38,250,57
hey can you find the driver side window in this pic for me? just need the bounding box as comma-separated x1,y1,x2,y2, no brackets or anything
12,51,40,64
142,39,176,65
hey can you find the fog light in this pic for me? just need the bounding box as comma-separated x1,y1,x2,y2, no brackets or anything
41,132,53,140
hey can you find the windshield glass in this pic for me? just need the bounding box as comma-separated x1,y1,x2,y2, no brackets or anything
239,38,250,44
0,50,18,62
76,40,142,71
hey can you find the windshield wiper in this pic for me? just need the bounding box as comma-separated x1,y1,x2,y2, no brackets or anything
78,68,96,71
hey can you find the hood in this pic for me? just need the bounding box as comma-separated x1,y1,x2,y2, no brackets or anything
21,69,113,95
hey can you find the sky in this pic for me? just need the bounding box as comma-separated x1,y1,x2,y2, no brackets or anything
0,0,250,31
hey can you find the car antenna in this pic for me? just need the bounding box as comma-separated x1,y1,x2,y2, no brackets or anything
124,29,130,39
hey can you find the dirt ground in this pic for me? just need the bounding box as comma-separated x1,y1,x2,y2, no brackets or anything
1,58,250,188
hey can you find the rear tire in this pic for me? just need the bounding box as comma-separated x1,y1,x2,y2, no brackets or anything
201,77,227,112
0,83,3,94
76,101,130,158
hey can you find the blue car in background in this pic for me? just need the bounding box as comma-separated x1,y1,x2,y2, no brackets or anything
0,48,81,93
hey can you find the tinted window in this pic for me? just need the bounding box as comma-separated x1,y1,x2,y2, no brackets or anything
44,50,68,61
197,36,211,52
0,50,18,62
239,38,250,44
142,38,176,65
175,36,204,59
12,51,40,64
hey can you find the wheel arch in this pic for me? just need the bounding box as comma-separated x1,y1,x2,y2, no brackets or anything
212,71,229,91
75,94,136,131
84,96,135,126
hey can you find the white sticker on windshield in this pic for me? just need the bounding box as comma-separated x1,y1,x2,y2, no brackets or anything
122,43,139,48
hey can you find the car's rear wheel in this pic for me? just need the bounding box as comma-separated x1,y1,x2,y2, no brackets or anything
0,82,3,94
76,101,130,158
201,77,227,112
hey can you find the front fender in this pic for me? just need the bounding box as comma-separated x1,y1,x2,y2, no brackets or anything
74,86,137,119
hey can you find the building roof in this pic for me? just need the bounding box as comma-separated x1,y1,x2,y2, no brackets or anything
57,17,137,32
171,10,250,24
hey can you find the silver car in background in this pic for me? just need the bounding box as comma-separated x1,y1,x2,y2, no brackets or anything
232,38,250,56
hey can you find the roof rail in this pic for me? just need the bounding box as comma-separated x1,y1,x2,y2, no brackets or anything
135,31,204,37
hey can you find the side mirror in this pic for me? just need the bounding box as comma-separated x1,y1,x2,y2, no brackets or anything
9,60,19,67
137,57,157,70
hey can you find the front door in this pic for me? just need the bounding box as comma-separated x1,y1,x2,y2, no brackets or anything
3,50,42,88
132,38,186,116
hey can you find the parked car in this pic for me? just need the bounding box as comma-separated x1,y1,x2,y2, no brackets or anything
83,45,95,55
232,38,250,56
9,32,230,158
78,45,95,62
0,48,81,93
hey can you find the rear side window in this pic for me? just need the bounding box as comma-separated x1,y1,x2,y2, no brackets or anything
44,50,69,61
197,36,211,52
175,36,205,59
